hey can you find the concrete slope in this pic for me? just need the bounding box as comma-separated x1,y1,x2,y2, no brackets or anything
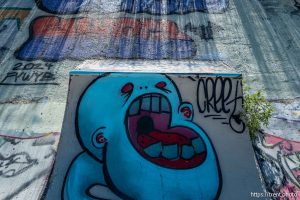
0,0,299,199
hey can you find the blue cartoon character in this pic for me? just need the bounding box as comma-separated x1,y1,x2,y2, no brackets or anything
64,73,221,199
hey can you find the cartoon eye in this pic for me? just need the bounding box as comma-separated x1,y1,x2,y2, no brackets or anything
155,81,166,89
121,83,134,94
96,134,107,144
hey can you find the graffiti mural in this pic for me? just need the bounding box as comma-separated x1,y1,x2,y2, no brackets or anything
0,132,59,199
63,73,221,199
0,62,58,85
35,0,86,14
254,131,300,199
35,0,121,14
34,0,228,14
0,8,31,61
184,21,215,41
121,0,229,14
193,76,245,133
15,17,196,61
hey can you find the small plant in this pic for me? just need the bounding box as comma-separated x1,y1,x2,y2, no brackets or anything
242,81,274,140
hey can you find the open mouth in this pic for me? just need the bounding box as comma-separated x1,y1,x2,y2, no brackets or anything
126,93,206,169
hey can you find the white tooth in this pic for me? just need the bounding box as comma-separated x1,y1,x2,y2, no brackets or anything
151,96,160,112
144,142,162,157
141,97,151,111
162,144,178,159
129,100,140,115
161,97,170,112
182,145,195,159
192,138,205,154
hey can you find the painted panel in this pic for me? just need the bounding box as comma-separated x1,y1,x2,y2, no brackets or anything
254,132,300,199
44,72,263,200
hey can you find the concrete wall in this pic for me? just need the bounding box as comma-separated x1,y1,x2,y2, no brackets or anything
0,0,299,199
0,0,299,134
254,131,300,198
44,71,263,200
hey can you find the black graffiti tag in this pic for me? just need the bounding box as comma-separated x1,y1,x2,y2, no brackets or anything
0,62,58,85
184,21,214,41
197,76,245,133
0,152,38,178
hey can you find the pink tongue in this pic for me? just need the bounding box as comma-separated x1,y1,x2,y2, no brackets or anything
137,130,190,148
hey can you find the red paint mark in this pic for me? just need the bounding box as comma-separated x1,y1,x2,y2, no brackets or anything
121,83,133,94
149,130,190,145
112,18,141,37
31,17,192,40
137,134,158,148
33,17,112,36
138,131,190,148
155,81,166,89
96,134,107,144
181,107,192,118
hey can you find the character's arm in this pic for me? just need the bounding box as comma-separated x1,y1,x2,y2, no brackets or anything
63,152,106,200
